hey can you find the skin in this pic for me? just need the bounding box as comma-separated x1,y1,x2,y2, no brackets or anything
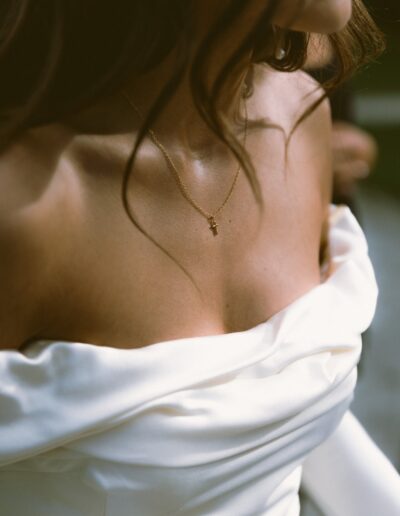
273,0,353,33
1,0,352,350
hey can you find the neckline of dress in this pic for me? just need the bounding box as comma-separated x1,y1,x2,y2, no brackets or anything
28,204,353,355
31,272,328,356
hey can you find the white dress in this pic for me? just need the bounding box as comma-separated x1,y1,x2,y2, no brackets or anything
0,203,399,516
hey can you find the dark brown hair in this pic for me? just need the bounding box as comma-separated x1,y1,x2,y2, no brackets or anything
0,0,385,294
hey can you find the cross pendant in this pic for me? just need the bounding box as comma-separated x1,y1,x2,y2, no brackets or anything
208,216,219,236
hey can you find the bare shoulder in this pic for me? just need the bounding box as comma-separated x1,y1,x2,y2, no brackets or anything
288,70,333,213
251,64,333,248
253,65,333,206
0,206,39,349
0,126,71,349
252,64,331,133
287,68,332,141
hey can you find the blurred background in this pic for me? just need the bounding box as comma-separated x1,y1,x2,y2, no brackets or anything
301,1,400,513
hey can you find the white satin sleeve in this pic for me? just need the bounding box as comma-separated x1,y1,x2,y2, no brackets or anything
300,409,400,515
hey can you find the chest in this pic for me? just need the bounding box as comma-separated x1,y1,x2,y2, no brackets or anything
32,139,325,349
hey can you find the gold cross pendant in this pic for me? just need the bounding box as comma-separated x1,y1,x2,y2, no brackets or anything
208,216,219,236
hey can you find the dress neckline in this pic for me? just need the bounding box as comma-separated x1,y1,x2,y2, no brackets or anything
52,282,321,351
26,203,370,355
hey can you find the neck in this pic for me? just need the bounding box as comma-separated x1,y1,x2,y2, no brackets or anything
63,4,263,159
121,48,252,156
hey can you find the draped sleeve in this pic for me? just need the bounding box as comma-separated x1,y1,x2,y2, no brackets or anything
0,203,392,516
301,409,400,515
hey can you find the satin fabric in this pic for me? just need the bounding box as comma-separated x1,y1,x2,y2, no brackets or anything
301,409,400,515
0,203,395,516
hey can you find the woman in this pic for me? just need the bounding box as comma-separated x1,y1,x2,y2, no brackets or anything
0,1,399,515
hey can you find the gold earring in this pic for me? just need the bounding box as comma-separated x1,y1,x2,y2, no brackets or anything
273,27,287,61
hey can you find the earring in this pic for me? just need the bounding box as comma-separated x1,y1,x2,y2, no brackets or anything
275,47,286,60
273,27,287,61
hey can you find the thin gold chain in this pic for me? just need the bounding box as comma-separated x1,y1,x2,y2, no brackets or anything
121,90,248,236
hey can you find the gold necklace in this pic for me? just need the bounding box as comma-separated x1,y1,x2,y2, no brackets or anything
122,90,248,236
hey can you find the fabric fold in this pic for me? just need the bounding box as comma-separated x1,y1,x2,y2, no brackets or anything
0,203,381,515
